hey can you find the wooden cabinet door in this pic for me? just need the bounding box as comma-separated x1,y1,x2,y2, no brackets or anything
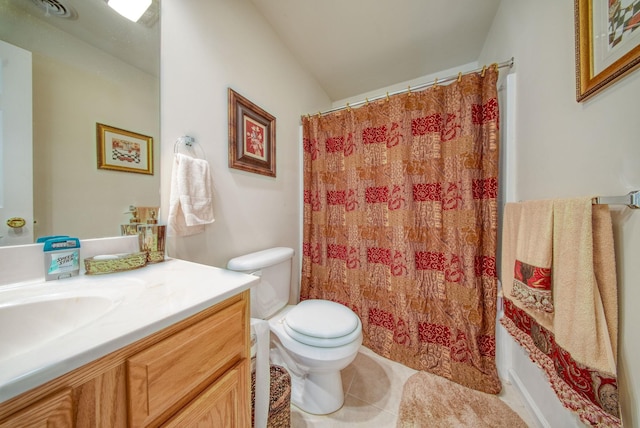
0,389,73,428
161,360,249,428
127,299,247,426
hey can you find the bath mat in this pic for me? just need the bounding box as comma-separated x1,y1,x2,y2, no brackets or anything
397,372,528,428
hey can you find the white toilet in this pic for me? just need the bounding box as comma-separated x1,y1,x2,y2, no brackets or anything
227,247,362,415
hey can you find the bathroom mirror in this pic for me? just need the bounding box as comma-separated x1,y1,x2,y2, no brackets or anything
0,0,160,244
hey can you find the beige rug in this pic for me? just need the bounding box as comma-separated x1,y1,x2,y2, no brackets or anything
397,372,528,427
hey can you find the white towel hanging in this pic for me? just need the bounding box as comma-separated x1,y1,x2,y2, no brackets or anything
167,152,214,236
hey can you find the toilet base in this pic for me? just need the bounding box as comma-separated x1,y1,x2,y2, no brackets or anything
269,345,346,415
290,370,345,415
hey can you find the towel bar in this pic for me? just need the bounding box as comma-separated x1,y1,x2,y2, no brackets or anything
592,190,640,209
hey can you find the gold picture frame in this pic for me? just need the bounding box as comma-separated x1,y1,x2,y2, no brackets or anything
97,123,153,175
228,88,276,177
575,0,640,101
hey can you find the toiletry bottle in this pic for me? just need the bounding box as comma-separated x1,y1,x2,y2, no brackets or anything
43,237,81,280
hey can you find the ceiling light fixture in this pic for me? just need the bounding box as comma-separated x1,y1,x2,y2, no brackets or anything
107,0,152,22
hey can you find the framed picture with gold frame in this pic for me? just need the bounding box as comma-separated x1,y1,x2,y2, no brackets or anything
228,88,276,177
575,0,640,101
96,123,154,175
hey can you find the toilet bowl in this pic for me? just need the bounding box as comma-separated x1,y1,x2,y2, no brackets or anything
227,247,363,415
269,302,362,414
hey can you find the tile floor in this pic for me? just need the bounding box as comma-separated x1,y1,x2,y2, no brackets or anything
290,346,538,427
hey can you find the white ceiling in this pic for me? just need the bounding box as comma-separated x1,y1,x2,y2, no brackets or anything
249,0,502,101
11,0,502,101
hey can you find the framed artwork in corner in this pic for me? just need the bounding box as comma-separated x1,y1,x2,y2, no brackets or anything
575,0,640,101
228,88,276,177
96,123,154,175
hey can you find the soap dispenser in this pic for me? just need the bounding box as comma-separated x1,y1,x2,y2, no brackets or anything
120,205,141,236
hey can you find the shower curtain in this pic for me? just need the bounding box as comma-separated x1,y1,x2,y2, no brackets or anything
300,67,501,393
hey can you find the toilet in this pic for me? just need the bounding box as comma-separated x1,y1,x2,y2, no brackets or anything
227,247,362,415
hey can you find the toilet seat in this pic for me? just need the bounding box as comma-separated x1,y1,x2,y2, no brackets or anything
283,300,361,348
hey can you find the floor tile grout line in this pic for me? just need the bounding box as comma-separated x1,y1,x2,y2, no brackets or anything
344,392,401,418
343,369,355,396
345,386,403,416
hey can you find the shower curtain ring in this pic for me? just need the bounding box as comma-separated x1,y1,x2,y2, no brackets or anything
457,72,462,83
481,65,487,77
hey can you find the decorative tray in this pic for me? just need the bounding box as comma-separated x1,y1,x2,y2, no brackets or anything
84,252,148,275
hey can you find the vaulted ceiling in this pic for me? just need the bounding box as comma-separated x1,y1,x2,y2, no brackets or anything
249,0,502,100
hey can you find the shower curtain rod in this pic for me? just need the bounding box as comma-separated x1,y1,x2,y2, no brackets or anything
304,57,515,118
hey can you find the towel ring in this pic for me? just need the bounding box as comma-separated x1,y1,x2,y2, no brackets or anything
174,135,206,159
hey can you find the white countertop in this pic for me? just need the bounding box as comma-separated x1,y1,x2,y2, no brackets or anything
0,258,258,403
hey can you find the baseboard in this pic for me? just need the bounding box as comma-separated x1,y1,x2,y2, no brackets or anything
507,368,550,428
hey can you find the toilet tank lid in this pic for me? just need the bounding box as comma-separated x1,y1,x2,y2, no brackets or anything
227,247,294,271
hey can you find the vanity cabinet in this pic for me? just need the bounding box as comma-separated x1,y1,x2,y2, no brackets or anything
0,291,250,428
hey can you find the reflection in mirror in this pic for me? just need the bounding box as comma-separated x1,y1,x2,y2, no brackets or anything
0,0,160,244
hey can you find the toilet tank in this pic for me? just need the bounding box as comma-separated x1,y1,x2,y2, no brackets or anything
227,247,294,319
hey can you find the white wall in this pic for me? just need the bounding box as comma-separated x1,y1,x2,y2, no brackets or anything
480,1,640,426
160,0,330,300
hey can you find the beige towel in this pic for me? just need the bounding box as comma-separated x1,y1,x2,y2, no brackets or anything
500,198,620,427
552,199,617,372
167,153,215,237
500,203,521,302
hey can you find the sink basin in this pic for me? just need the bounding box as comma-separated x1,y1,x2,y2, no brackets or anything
0,292,122,362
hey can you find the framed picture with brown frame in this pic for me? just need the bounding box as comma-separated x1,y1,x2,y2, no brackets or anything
96,123,154,175
228,88,276,177
575,0,640,101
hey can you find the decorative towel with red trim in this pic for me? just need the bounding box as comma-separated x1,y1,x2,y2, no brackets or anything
512,260,553,311
511,200,554,313
501,199,620,428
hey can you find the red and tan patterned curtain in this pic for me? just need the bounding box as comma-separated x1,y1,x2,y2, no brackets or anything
301,67,501,394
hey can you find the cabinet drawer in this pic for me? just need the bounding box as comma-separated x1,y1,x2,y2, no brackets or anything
161,360,249,428
0,388,73,428
127,300,246,427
